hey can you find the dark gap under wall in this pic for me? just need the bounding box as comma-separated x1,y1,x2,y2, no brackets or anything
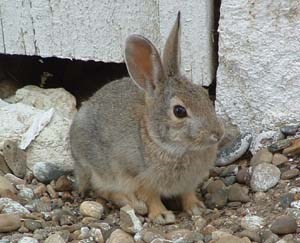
206,0,221,103
0,1,221,107
0,54,128,106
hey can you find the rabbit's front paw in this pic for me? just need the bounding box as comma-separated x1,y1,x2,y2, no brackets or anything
182,192,205,216
149,210,176,225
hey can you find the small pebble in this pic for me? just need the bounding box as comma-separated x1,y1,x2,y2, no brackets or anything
250,163,281,192
241,215,265,231
221,176,236,186
228,183,250,202
280,193,295,208
80,201,104,219
33,162,69,184
268,139,292,153
270,215,297,235
120,205,142,234
236,168,251,185
238,229,261,242
24,219,43,231
281,169,300,180
18,237,39,243
281,124,299,136
205,188,228,209
272,153,288,166
3,140,27,179
0,197,30,214
165,229,203,242
283,139,300,156
140,228,166,243
106,229,135,243
220,164,239,177
216,133,252,166
55,176,73,191
250,148,273,166
44,233,66,243
206,180,226,194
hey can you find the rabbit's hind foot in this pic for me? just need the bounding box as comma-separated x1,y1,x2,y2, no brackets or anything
181,192,205,216
136,186,176,225
98,191,148,216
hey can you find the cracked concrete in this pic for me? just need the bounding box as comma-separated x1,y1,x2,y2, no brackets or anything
216,0,300,135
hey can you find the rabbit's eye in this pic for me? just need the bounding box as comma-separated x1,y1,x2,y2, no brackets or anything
173,105,187,118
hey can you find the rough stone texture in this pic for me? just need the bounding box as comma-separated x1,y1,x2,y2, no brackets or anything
0,98,74,171
15,85,77,119
217,0,300,134
0,1,213,86
250,163,281,192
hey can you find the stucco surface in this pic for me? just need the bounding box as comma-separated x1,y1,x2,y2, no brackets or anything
0,0,213,85
216,0,300,134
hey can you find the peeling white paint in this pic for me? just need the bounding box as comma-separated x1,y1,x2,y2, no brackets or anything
217,0,300,134
0,0,213,85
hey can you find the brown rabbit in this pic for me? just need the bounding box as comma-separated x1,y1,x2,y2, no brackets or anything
70,12,224,224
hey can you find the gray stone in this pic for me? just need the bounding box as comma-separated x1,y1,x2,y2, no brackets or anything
228,183,250,203
241,215,265,231
216,133,252,166
270,215,297,235
0,198,30,214
165,229,203,243
33,162,71,184
268,139,292,153
206,188,228,209
280,193,295,209
18,186,34,200
221,176,236,186
220,164,239,177
281,124,299,136
18,237,39,243
250,163,281,192
24,219,43,231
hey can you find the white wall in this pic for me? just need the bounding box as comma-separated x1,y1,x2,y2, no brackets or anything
0,0,213,86
216,0,300,134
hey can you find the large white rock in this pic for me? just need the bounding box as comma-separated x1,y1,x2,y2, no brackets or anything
216,0,300,134
15,85,77,119
0,87,75,171
0,0,213,85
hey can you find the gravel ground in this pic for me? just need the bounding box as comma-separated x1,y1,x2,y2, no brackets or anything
0,125,300,243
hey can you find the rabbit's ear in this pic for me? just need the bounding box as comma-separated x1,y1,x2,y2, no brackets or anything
163,11,181,77
125,35,165,93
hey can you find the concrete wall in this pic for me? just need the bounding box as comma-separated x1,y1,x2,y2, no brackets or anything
0,0,214,86
216,0,300,134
